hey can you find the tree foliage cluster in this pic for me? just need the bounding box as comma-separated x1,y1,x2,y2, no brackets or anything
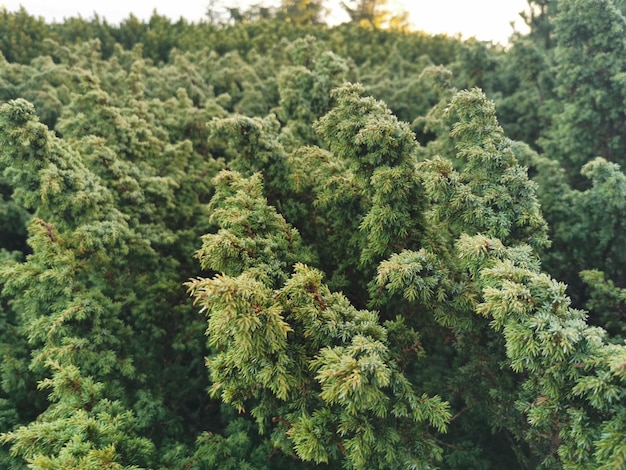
1,1,626,468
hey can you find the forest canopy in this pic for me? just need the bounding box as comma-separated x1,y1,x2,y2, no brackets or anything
1,1,626,468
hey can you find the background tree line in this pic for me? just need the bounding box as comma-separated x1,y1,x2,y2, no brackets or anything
1,0,626,468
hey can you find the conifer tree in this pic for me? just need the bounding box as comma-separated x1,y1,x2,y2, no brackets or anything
47,43,226,453
378,88,550,467
191,84,555,467
1,42,221,462
2,6,626,469
541,0,626,181
493,37,554,146
281,82,431,308
378,88,626,467
187,170,450,469
421,89,549,250
0,6,51,63
468,234,626,469
275,35,349,148
0,99,154,467
341,0,409,31
520,0,558,49
278,0,327,26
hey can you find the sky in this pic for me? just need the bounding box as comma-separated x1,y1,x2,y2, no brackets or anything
1,1,531,44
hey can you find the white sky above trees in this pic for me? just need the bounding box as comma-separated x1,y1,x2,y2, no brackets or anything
1,0,530,44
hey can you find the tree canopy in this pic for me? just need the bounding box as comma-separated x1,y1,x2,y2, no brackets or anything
1,1,626,468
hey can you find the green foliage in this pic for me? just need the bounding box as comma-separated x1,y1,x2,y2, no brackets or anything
2,362,154,469
278,0,327,26
472,235,626,468
341,0,409,31
541,0,626,180
314,83,427,272
276,35,350,146
519,0,559,49
0,6,50,63
421,88,549,250
187,169,450,468
0,98,153,466
491,37,555,146
580,269,626,339
177,418,272,470
524,149,626,314
194,170,312,287
2,4,626,469
553,159,626,285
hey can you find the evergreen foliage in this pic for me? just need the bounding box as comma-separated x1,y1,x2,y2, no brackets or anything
1,2,626,468
186,170,450,469
541,0,626,180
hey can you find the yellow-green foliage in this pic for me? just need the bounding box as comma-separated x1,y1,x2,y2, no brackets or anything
1,2,626,469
